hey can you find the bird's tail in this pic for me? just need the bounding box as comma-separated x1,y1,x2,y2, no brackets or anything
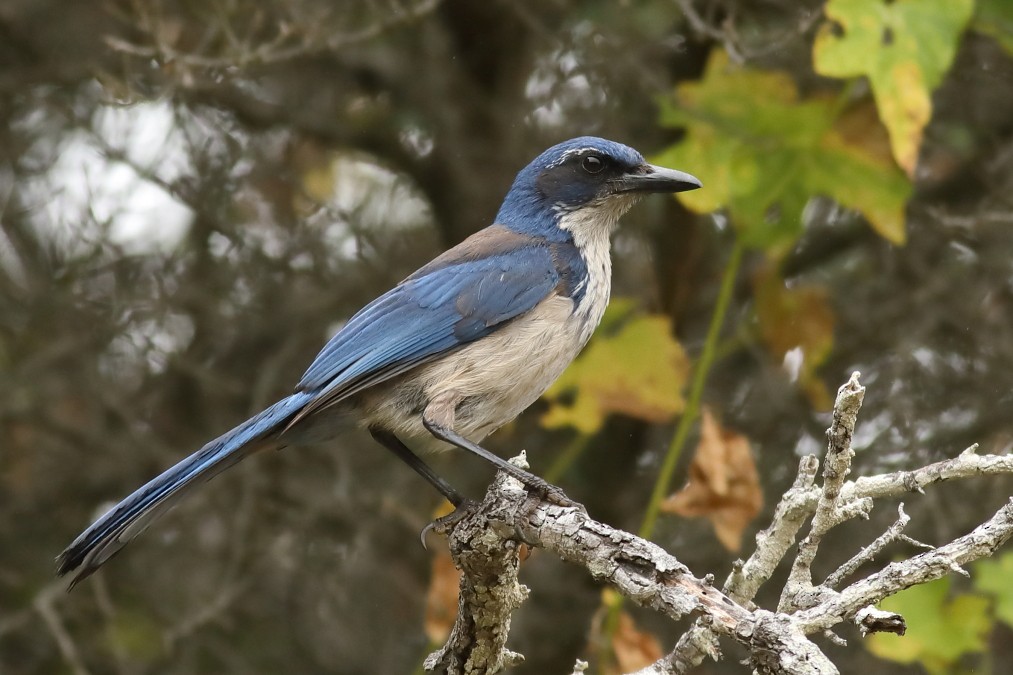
56,392,312,588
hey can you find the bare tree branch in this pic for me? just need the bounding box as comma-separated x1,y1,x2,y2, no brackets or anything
428,375,1013,674
780,373,865,613
667,454,821,672
796,497,1013,634
430,462,840,674
33,583,92,675
822,503,930,590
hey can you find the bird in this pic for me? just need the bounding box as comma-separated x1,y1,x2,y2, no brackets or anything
56,136,701,587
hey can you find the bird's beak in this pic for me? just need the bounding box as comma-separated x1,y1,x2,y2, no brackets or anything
615,163,702,194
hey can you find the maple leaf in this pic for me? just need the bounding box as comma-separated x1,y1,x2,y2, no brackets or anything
661,409,763,552
813,0,974,176
657,50,911,246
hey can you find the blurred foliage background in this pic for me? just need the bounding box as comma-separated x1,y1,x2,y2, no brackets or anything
1,0,1012,673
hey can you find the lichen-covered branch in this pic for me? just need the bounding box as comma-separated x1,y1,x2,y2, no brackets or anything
822,504,928,590
780,373,865,613
424,467,529,674
428,375,1013,674
797,497,1013,633
666,454,821,672
430,467,838,675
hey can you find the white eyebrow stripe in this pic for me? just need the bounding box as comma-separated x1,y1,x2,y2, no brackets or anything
546,147,600,169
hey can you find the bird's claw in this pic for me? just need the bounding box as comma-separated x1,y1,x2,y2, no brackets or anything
419,498,481,549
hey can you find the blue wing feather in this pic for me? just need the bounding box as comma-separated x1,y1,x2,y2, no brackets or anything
293,230,566,415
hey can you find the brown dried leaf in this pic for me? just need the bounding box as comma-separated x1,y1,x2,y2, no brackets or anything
423,499,460,643
611,611,664,673
755,264,836,410
661,409,763,552
423,548,460,644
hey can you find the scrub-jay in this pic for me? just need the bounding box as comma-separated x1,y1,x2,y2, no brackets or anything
57,136,701,587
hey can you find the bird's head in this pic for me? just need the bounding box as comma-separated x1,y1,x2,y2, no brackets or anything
496,136,701,242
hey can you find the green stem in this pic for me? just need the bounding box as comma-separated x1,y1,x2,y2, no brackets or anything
544,434,592,484
599,237,745,664
639,236,744,540
829,79,860,120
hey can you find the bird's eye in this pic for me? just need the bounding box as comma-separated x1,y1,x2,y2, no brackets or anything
581,155,605,174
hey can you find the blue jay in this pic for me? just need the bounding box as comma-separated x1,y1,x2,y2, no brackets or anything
57,136,700,587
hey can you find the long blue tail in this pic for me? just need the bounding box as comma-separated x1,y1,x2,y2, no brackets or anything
57,393,312,588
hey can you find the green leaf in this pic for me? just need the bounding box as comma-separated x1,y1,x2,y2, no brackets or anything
813,0,974,176
974,550,1013,629
540,300,689,435
866,576,992,674
656,50,911,246
975,0,1013,56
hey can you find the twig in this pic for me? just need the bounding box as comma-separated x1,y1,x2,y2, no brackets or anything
164,580,251,650
663,444,1012,674
844,444,1010,501
673,0,745,63
33,583,92,675
780,373,865,612
730,455,821,602
432,465,837,674
667,455,820,673
798,497,1013,633
105,0,443,69
426,375,1012,675
672,0,822,64
733,444,1012,528
823,503,929,589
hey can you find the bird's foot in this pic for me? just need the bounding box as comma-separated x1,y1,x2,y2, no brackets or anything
419,498,481,549
513,471,576,508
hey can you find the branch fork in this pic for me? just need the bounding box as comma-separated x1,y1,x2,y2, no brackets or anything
427,374,1013,674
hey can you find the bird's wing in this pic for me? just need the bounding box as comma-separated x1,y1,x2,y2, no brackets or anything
290,226,569,421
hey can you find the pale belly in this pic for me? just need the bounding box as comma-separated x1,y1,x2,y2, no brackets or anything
357,294,595,450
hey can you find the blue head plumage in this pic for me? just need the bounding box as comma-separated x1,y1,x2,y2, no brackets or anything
495,137,699,239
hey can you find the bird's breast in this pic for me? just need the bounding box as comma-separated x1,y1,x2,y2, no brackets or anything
565,222,613,346
361,291,606,446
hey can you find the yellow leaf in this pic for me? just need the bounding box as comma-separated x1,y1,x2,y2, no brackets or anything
813,0,975,175
541,302,689,434
661,409,762,552
657,50,911,247
820,101,909,243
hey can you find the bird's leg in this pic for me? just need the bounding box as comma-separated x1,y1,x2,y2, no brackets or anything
369,428,480,547
369,428,465,507
421,417,575,507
